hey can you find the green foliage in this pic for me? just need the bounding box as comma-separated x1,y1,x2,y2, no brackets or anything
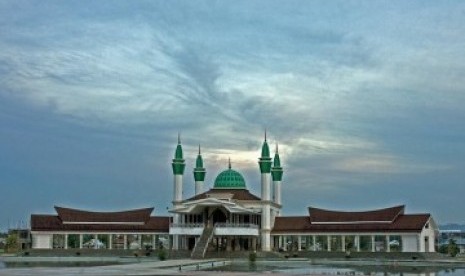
438,244,448,254
248,251,257,262
5,233,18,253
447,239,460,257
439,239,460,257
157,249,167,261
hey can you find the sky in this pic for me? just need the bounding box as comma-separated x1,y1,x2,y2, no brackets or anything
1,0,465,231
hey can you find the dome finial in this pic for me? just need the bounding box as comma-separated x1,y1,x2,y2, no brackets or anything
228,157,232,169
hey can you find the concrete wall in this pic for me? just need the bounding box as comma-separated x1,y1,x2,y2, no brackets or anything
419,218,437,252
401,235,418,252
32,233,52,249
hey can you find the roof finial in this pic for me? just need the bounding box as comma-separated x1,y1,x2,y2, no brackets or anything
228,157,232,169
264,128,267,142
276,143,279,154
177,132,181,144
198,144,201,155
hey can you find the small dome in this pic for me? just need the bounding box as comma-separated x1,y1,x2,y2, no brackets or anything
214,168,246,189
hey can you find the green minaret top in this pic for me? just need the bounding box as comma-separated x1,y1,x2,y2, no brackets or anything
259,131,272,173
174,133,183,159
261,130,270,158
195,145,203,168
194,145,206,181
172,134,185,175
271,143,283,181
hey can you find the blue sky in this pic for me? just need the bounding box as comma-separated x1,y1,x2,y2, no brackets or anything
1,1,465,231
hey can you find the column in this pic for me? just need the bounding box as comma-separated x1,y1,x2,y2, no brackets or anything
327,236,331,252
252,237,257,251
123,235,128,250
312,236,316,251
355,236,360,252
342,236,346,252
64,234,68,249
152,234,157,250
109,234,112,250
138,235,142,249
79,234,83,249
371,235,375,252
386,235,390,252
297,236,302,251
94,234,98,249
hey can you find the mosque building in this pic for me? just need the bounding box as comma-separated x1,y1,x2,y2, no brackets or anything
30,134,438,256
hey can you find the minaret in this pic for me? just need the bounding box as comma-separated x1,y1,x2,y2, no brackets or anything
172,134,185,202
193,145,206,195
259,131,272,200
259,131,272,251
271,144,283,206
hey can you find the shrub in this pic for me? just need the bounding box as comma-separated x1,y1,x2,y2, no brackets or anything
249,251,257,262
158,249,167,261
447,239,460,257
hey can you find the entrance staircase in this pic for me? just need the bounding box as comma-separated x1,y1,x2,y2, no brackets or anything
191,225,214,259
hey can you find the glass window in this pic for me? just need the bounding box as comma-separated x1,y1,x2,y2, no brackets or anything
359,236,372,252
52,234,65,249
112,234,125,249
127,234,140,250
67,234,80,249
142,235,153,250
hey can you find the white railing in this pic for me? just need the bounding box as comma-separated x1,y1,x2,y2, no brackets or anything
170,223,204,228
215,223,259,229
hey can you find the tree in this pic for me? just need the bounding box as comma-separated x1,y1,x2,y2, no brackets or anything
5,233,18,253
447,239,460,257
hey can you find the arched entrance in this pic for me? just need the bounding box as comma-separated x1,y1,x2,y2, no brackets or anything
211,208,227,225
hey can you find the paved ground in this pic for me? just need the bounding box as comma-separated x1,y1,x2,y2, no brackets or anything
0,259,244,276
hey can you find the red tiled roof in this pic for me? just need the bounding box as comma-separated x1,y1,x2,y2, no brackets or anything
272,214,430,233
54,206,154,224
31,215,170,232
186,189,261,201
308,205,405,223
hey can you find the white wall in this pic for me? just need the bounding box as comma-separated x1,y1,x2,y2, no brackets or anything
32,233,52,249
402,235,418,252
420,218,437,252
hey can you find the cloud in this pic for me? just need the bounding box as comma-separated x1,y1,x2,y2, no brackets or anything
1,1,465,229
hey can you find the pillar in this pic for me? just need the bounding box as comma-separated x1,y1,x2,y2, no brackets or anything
79,234,83,249
355,236,360,252
342,236,346,252
64,234,68,249
312,236,317,251
386,235,390,252
152,234,157,250
327,236,331,251
371,235,375,252
123,235,128,250
109,234,112,250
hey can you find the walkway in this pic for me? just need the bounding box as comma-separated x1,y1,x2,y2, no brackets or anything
0,258,231,276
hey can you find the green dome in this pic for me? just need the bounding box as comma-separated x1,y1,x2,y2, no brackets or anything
214,168,246,189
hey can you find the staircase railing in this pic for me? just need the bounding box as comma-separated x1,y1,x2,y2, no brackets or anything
190,225,215,259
